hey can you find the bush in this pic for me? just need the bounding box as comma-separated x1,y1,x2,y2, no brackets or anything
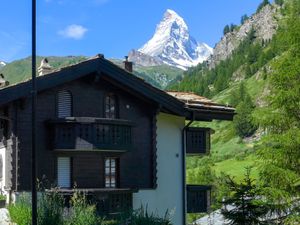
65,191,102,225
117,206,172,225
8,194,32,225
8,191,172,225
38,190,64,225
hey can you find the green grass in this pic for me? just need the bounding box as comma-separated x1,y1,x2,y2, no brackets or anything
213,154,260,182
212,73,268,105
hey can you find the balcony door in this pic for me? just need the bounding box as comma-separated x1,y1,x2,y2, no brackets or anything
57,157,71,188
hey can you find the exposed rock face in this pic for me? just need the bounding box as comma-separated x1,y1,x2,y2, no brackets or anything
128,49,164,67
209,5,279,68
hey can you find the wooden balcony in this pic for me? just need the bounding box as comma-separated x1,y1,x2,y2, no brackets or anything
47,117,133,152
54,188,135,216
186,127,213,155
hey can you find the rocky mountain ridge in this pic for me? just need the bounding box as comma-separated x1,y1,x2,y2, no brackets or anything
208,4,279,68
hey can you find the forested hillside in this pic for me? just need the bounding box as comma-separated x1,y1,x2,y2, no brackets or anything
171,0,300,223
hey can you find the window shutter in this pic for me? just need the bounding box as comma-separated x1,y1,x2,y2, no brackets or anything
187,185,211,213
57,157,71,188
186,128,212,155
57,90,72,118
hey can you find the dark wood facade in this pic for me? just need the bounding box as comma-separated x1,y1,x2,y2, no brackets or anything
2,76,157,191
0,56,235,220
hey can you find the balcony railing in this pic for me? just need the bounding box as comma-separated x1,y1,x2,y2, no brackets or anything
48,117,133,151
51,188,134,216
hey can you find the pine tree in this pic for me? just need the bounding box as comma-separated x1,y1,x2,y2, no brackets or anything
224,25,230,35
221,168,270,225
241,14,249,25
255,0,300,223
257,0,270,13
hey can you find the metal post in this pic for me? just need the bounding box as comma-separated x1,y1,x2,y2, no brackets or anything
31,0,37,224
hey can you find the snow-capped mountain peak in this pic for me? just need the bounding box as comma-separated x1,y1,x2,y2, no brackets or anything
0,61,6,68
137,9,213,70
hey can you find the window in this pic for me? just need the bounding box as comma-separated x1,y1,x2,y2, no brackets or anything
105,158,118,188
57,90,73,118
57,157,71,188
104,94,117,119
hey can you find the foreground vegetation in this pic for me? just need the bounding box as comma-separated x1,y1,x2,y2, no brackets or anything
8,191,172,225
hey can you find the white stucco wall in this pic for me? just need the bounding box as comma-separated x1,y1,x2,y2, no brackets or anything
0,147,5,192
133,113,185,225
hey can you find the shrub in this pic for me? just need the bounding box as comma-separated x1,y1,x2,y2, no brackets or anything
38,190,64,225
8,194,32,225
65,191,102,225
117,206,172,225
0,194,6,201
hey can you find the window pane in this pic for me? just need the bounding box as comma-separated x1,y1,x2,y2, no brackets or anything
105,159,110,167
111,159,116,167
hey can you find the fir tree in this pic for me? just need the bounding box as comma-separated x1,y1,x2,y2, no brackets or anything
257,0,270,13
221,168,270,225
255,0,300,223
224,25,230,35
241,14,249,25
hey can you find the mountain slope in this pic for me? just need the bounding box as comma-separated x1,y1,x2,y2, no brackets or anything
208,4,278,68
110,58,183,89
0,56,87,85
0,56,182,90
129,9,213,70
169,1,284,207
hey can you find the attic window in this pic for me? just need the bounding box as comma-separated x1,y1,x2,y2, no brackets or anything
57,90,73,118
104,94,117,119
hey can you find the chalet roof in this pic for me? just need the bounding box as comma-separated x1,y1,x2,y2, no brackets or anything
0,55,235,121
167,91,235,111
167,91,235,121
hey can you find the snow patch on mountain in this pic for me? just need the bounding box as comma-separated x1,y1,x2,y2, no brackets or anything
0,62,6,68
137,9,213,70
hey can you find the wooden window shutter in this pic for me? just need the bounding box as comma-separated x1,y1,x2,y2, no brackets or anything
57,90,72,118
187,185,211,213
186,128,212,155
57,157,71,188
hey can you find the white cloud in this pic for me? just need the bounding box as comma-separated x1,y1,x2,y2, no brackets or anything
58,24,88,40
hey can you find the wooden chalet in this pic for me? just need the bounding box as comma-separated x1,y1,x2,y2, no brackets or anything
0,55,235,224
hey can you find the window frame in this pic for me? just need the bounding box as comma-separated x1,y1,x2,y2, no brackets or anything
104,157,119,188
104,93,118,119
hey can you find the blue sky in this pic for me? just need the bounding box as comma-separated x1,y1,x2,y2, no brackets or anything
0,0,265,62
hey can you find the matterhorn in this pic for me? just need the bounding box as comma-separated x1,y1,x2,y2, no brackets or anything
129,9,213,70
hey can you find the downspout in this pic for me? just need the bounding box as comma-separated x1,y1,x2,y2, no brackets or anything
182,112,194,225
